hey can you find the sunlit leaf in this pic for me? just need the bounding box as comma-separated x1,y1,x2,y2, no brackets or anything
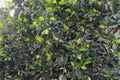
87,76,92,80
50,17,56,21
68,0,77,4
0,22,3,27
35,36,44,43
23,17,27,22
36,55,41,59
0,35,3,41
41,28,51,35
18,27,24,33
46,52,51,61
64,24,69,31
77,54,82,60
45,0,51,3
81,65,87,70
71,61,75,67
65,8,72,13
25,37,30,42
116,39,120,43
46,7,53,13
39,16,45,21
99,24,106,29
59,0,66,5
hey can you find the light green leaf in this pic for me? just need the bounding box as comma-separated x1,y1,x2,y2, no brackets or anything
68,0,77,4
36,55,41,59
50,17,56,21
64,24,69,31
0,35,3,41
81,65,87,70
39,16,45,21
99,24,106,29
45,0,51,3
25,37,30,42
65,8,72,13
41,28,51,35
35,36,44,43
116,39,120,43
71,61,75,67
23,17,27,22
0,22,3,27
46,52,51,61
59,0,66,5
77,54,82,60
46,7,53,13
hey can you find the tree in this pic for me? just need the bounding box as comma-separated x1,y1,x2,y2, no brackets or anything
0,0,120,80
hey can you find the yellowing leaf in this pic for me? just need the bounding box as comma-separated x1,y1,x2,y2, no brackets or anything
64,24,69,31
39,16,45,21
99,24,106,29
0,22,3,27
35,36,44,43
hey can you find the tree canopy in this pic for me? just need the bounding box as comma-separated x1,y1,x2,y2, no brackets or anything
0,0,120,80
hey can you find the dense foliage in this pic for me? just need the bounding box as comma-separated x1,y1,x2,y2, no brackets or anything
0,0,120,80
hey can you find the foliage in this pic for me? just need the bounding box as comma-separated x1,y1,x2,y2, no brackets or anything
0,0,120,80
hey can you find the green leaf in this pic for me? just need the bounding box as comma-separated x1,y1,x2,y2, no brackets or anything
46,7,53,13
68,0,77,4
25,37,30,42
0,22,3,27
64,24,69,31
59,0,66,5
36,55,41,59
41,28,51,35
35,36,44,43
39,16,45,21
0,35,3,41
99,24,106,29
18,27,24,33
30,21,37,28
81,65,87,70
46,52,51,61
79,43,90,52
116,39,120,43
50,17,56,21
71,61,75,67
45,0,51,3
77,54,82,60
0,53,6,57
84,57,93,65
23,17,27,22
65,8,72,13
89,0,96,3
